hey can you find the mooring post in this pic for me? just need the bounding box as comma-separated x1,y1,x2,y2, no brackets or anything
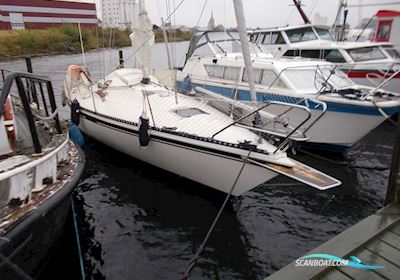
385,115,400,205
25,57,33,73
119,50,124,68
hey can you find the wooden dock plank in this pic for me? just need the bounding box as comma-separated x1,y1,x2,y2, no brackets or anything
264,204,400,280
379,231,400,250
317,268,353,280
338,249,397,280
390,223,400,236
367,238,400,267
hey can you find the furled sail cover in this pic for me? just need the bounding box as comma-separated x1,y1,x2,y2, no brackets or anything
129,10,155,77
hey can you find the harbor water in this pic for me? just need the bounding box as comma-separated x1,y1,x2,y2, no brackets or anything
1,42,396,279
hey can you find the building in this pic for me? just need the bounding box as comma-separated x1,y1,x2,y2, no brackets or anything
313,12,328,26
0,0,98,30
101,0,136,29
207,11,215,30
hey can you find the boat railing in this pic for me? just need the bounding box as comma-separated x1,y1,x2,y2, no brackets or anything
0,72,62,155
0,68,12,90
194,86,324,154
331,60,400,96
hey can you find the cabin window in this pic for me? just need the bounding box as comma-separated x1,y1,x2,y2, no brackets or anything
284,50,295,56
300,49,321,59
323,49,346,63
382,45,400,59
243,68,287,89
205,65,224,79
262,33,271,45
286,27,317,43
249,33,259,42
205,65,241,81
174,108,208,118
283,50,300,57
242,68,263,83
314,27,334,41
376,21,392,42
261,70,287,89
223,67,241,81
347,46,386,62
271,32,286,44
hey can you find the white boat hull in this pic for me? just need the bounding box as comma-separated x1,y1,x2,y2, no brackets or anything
302,109,386,149
185,82,397,151
79,110,278,196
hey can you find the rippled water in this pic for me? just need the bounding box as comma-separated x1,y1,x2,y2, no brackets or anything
1,43,396,279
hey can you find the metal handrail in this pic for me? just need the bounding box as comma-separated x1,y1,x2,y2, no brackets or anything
211,102,273,139
0,72,62,154
197,87,312,149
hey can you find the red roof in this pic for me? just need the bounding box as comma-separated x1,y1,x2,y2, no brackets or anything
376,10,400,18
0,0,96,10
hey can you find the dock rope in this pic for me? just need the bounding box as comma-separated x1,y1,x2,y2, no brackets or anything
180,149,253,279
372,100,398,126
71,196,86,280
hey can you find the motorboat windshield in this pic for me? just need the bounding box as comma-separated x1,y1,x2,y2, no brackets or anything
381,45,400,59
314,27,335,41
185,31,261,63
284,66,354,93
345,46,388,62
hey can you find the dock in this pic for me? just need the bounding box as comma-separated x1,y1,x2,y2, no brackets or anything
265,119,400,280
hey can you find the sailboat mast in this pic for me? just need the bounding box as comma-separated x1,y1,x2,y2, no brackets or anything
232,0,257,102
292,0,311,24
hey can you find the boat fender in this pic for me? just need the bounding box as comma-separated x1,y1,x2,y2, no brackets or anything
139,112,150,147
179,75,192,94
68,123,85,148
71,99,80,125
3,97,16,141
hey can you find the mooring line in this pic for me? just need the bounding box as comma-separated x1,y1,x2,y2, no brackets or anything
71,196,86,280
180,149,253,279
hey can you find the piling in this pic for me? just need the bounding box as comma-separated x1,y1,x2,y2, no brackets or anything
25,57,33,73
119,50,124,68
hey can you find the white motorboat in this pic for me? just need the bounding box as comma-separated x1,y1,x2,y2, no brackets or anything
248,24,400,93
178,31,400,152
63,9,340,196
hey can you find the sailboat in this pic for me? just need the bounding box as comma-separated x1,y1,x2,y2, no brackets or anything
63,2,340,196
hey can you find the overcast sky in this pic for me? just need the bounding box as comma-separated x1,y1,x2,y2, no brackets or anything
81,0,400,28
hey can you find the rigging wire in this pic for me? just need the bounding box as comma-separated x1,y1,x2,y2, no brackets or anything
196,0,209,28
176,0,209,68
285,6,296,25
164,0,186,24
180,149,253,279
309,0,319,19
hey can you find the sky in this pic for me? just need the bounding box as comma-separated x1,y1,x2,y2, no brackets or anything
74,0,400,28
